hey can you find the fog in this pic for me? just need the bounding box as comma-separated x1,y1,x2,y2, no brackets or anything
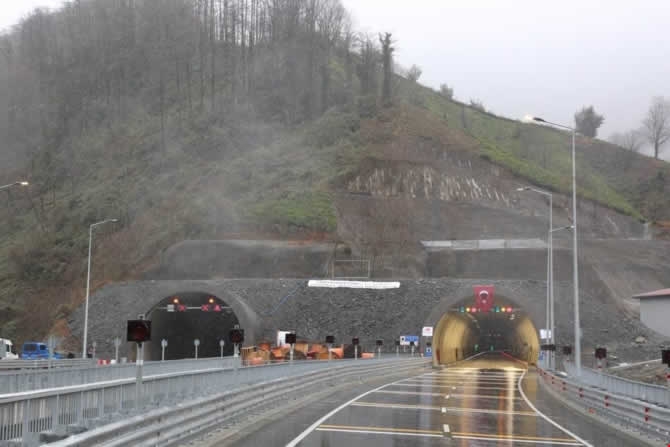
342,0,670,156
3,0,669,156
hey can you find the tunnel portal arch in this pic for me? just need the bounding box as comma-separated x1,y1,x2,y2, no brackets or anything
430,294,541,366
143,291,241,361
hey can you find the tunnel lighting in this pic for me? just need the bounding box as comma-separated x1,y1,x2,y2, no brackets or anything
172,297,180,304
208,297,215,304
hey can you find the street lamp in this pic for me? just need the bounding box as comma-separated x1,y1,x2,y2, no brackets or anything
525,114,582,376
0,181,29,191
517,185,552,368
548,225,573,369
82,219,118,358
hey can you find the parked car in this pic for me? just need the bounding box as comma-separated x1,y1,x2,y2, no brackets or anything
20,341,63,360
0,338,18,360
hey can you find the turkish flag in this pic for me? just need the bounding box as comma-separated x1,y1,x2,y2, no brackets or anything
474,285,495,312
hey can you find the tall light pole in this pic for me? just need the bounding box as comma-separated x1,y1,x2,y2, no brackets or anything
549,225,574,369
82,219,118,358
0,181,29,192
516,186,552,368
525,115,581,376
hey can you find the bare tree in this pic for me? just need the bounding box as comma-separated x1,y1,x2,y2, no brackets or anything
406,64,422,83
609,130,643,153
439,83,453,99
469,98,485,112
379,32,394,106
643,96,670,159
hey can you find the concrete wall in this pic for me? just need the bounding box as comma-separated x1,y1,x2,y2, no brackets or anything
69,277,666,363
640,298,670,337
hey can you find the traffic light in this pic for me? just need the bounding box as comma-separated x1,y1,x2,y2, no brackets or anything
662,349,670,365
563,345,573,355
325,335,335,344
208,297,215,304
229,328,244,344
595,347,607,359
127,320,151,343
201,304,210,312
177,304,187,312
285,333,297,345
376,339,384,347
172,297,180,304
352,337,359,346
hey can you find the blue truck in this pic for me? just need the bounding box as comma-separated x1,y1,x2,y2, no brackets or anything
20,341,63,360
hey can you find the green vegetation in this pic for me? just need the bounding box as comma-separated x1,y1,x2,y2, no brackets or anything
247,192,337,233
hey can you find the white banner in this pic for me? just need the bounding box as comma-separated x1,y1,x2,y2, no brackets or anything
308,280,400,289
422,326,433,337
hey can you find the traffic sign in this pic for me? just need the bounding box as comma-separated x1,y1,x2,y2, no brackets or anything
425,347,432,358
595,347,607,359
167,304,175,312
422,326,433,337
127,320,151,343
352,337,359,346
662,349,670,365
285,333,297,345
325,335,335,344
400,335,419,346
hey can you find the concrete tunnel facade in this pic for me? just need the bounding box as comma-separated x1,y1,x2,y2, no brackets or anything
69,279,556,361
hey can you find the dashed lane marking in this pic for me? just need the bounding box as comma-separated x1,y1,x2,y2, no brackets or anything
374,390,524,400
349,401,539,416
315,424,443,438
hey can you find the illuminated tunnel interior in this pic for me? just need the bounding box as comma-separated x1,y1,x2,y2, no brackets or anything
145,292,240,360
432,296,540,365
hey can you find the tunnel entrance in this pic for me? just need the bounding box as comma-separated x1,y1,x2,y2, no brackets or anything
145,292,240,360
432,296,540,365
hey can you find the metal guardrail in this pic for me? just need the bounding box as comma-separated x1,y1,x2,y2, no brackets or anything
0,359,94,371
0,356,239,395
538,367,670,444
564,361,668,406
0,357,423,446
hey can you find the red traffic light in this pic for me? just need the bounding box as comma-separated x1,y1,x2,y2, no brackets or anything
127,320,151,343
229,328,244,344
285,333,297,345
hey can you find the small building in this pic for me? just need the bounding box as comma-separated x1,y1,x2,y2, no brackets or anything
633,288,670,337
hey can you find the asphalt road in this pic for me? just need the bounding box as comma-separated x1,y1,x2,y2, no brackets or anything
224,352,643,446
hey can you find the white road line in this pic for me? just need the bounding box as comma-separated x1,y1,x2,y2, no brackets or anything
314,427,443,438
518,370,594,447
285,371,433,447
452,434,583,446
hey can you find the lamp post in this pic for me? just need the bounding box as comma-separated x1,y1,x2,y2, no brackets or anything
82,219,118,358
549,225,574,369
0,181,29,192
524,115,581,376
517,186,552,368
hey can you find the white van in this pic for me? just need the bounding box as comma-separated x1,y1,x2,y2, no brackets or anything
0,338,18,360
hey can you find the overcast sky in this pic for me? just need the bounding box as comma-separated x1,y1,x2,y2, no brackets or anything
3,0,669,151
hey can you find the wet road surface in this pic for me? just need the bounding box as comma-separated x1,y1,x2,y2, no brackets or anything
283,352,641,446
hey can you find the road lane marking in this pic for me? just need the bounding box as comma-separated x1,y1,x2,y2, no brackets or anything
518,370,594,447
314,427,443,438
452,434,582,445
374,389,524,400
285,371,433,447
316,424,443,438
350,401,538,416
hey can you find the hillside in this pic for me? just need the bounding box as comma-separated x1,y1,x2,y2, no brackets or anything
0,0,669,344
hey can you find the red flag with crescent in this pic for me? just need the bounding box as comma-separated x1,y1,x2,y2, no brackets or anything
474,285,495,312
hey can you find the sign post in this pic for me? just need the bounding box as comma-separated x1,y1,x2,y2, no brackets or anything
127,315,151,410
376,339,383,359
325,335,334,362
395,340,400,357
352,338,359,361
161,339,168,361
410,341,416,357
219,339,225,359
662,349,670,407
194,339,200,359
114,337,121,363
285,333,297,363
